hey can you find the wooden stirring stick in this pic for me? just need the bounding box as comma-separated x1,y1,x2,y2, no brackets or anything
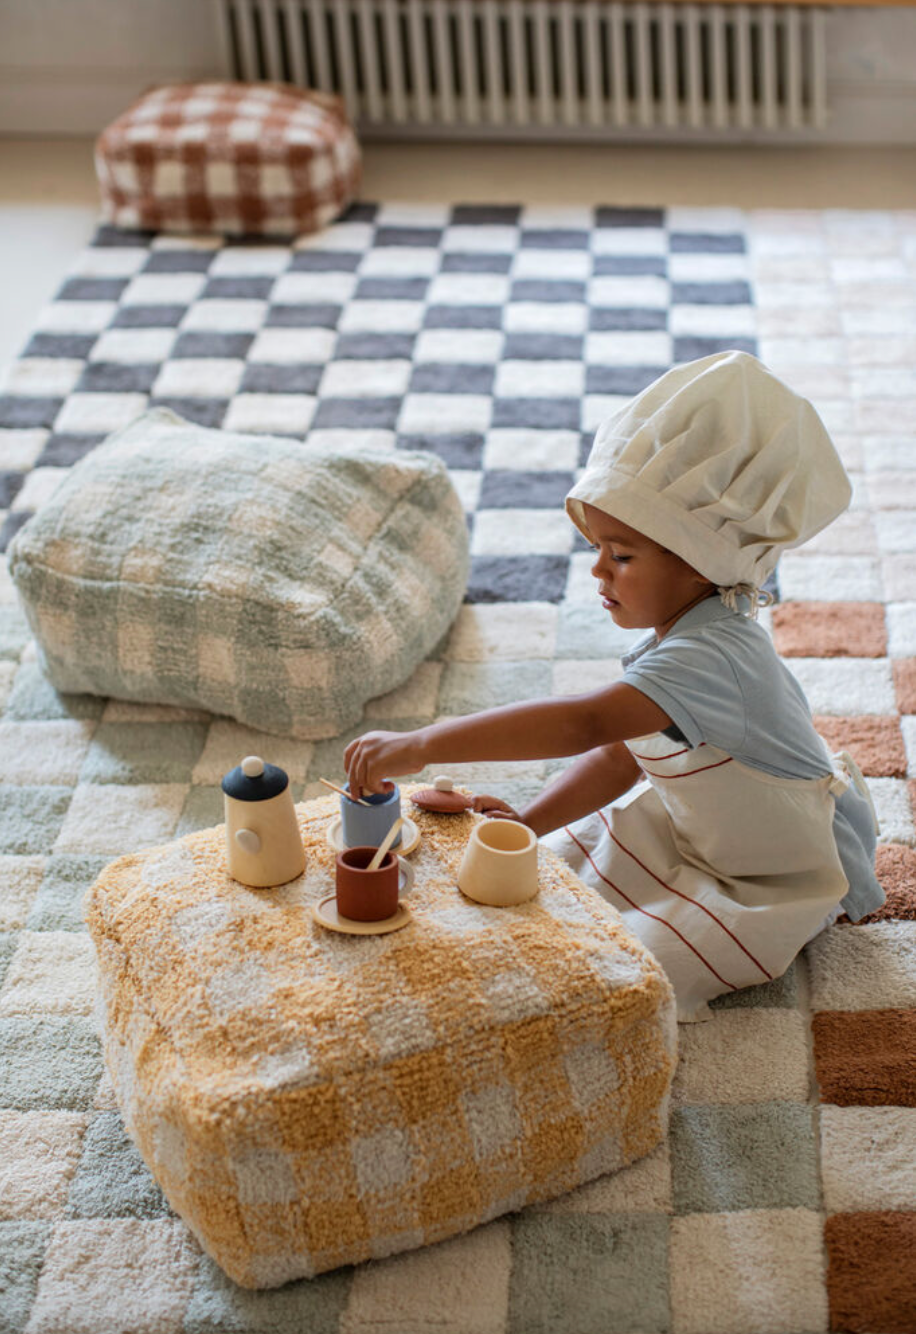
318,777,371,807
367,818,404,872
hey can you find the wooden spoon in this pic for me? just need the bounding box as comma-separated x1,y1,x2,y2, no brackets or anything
367,817,405,872
318,777,370,807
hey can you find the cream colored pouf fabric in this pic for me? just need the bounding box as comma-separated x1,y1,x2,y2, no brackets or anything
8,409,468,739
95,82,360,236
85,793,678,1288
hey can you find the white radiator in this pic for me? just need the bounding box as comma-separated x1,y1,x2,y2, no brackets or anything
214,0,828,136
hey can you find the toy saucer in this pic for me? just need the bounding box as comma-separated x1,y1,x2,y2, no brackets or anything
326,815,421,857
312,894,414,936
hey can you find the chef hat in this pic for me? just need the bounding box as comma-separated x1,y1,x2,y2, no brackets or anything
566,350,851,612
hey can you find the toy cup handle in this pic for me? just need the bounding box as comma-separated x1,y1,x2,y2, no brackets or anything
398,858,415,893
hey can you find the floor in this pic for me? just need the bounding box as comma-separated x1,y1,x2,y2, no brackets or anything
1,134,915,1332
1,136,916,380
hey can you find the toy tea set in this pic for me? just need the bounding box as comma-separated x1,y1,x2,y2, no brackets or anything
221,756,540,933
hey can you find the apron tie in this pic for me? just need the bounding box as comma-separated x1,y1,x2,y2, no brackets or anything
717,583,775,619
833,750,881,835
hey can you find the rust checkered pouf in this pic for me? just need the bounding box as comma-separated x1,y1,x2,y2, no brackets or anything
95,82,361,236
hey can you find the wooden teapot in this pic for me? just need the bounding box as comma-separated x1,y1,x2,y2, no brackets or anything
222,755,305,888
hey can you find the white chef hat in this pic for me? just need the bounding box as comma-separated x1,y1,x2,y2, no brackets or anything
566,350,851,613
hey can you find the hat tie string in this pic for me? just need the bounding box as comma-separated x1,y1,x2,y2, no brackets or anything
717,583,775,618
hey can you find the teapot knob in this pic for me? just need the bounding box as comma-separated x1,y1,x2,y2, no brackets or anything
241,755,265,778
235,828,261,855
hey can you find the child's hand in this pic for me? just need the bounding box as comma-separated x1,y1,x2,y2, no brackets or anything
344,729,425,797
471,795,525,823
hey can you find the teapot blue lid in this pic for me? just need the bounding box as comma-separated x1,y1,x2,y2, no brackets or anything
221,755,289,802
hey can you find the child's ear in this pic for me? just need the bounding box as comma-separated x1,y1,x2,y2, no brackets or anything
688,568,716,592
670,554,713,586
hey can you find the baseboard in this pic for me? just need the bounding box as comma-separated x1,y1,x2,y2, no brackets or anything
1,65,914,146
825,78,916,144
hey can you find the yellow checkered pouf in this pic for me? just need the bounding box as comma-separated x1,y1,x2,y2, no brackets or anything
85,792,677,1288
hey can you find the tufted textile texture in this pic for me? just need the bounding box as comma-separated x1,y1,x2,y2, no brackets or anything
1,202,916,1331
7,408,468,739
84,791,677,1287
95,82,360,237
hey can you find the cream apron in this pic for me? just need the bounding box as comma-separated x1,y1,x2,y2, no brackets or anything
543,732,857,1022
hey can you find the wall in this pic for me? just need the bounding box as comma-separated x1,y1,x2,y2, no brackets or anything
826,7,916,140
0,0,223,134
1,0,914,143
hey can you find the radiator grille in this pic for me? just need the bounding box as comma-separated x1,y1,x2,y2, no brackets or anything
215,0,828,134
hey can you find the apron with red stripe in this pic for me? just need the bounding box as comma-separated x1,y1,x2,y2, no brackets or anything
542,731,852,1021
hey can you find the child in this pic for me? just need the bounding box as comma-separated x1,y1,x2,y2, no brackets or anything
344,351,883,1021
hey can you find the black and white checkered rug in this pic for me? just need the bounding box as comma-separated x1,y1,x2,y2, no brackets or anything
0,202,756,618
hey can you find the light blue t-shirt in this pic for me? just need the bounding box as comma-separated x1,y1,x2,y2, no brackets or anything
620,595,884,922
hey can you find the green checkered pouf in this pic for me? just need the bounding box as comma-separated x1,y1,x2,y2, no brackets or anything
7,408,468,738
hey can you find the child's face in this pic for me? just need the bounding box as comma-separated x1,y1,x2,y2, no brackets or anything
583,503,714,638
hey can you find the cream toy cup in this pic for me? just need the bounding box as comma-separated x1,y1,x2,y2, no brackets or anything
457,819,539,907
340,781,402,850
222,755,305,888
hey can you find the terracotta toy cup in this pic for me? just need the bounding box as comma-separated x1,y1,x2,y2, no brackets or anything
335,846,399,921
457,819,539,907
340,782,402,850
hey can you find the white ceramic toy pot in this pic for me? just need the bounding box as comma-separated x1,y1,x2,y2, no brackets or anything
222,755,305,888
457,819,539,907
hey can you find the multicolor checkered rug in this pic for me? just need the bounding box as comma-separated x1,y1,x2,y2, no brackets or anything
1,204,914,1333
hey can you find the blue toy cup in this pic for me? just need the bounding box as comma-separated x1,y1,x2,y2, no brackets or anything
340,782,402,850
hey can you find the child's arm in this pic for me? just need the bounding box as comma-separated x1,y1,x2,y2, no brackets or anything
518,742,643,835
475,742,643,836
344,683,670,794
